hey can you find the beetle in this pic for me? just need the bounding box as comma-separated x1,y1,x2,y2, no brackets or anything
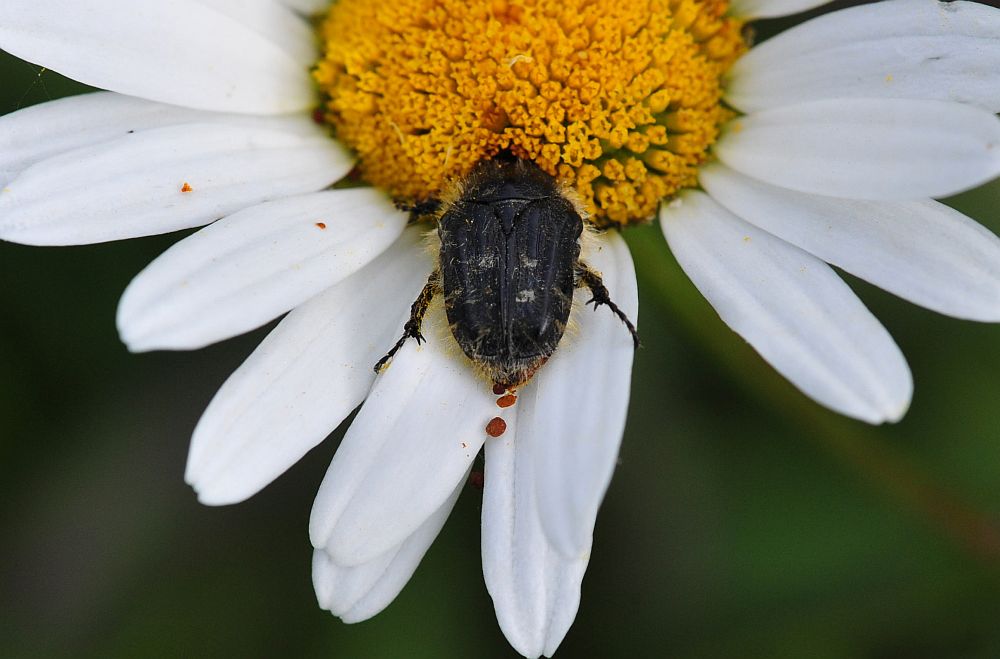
374,155,639,390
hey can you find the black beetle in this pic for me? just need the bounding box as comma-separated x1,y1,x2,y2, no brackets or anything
375,156,638,390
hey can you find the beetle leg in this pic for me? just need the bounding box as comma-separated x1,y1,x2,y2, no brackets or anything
395,198,442,221
575,262,640,349
374,269,443,373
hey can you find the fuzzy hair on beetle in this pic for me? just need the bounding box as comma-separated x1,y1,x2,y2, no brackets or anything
374,153,639,390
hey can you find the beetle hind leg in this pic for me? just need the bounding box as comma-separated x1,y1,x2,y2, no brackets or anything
575,262,640,349
374,269,443,373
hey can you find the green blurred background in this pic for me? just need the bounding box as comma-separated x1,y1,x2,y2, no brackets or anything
2,4,1000,657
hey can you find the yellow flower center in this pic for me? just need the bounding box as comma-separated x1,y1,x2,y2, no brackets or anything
314,0,745,226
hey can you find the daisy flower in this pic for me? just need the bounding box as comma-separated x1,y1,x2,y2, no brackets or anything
1,0,999,656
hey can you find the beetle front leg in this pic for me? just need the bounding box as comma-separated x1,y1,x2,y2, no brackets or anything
374,269,443,373
394,198,442,221
575,261,640,349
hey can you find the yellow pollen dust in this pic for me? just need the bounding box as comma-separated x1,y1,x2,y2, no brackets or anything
314,0,745,226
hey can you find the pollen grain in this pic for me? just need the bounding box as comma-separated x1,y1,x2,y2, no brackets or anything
314,0,745,226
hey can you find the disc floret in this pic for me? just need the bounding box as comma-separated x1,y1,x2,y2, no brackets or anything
314,0,745,226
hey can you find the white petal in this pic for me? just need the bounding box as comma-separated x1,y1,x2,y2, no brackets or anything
0,93,325,185
736,0,1000,60
277,0,330,16
660,191,912,424
716,98,1000,201
118,188,406,352
482,418,587,659
728,0,831,19
527,232,637,559
0,122,352,246
309,311,496,566
0,0,313,114
185,228,432,505
729,4,1000,111
700,164,1000,321
198,0,316,65
0,93,191,183
313,473,465,624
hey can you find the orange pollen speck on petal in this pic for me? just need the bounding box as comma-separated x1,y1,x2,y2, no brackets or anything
180,182,193,193
486,416,508,437
313,0,746,226
497,394,518,408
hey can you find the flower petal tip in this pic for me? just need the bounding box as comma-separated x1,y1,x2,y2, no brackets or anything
852,382,913,426
115,306,207,353
880,397,912,426
187,472,253,507
115,325,164,354
117,334,151,355
115,296,154,353
192,487,239,507
338,607,380,625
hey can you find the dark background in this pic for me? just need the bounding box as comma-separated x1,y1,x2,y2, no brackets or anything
3,4,1000,657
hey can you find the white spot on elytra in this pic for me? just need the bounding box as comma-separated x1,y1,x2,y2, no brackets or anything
516,290,536,303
